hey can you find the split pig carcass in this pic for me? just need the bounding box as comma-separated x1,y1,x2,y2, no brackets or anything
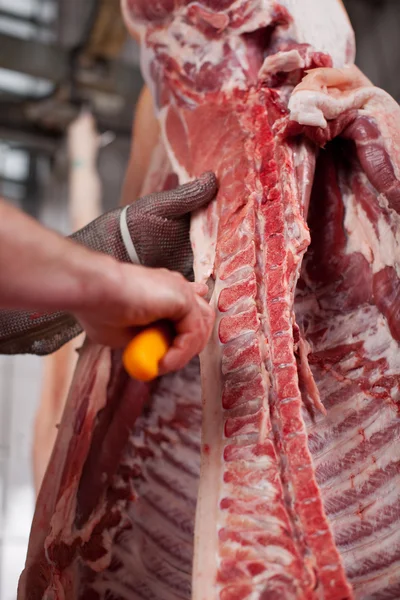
18,1,400,599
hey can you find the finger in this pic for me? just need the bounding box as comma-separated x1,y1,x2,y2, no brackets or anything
190,282,209,296
159,295,215,374
127,209,192,273
141,172,218,218
162,299,214,372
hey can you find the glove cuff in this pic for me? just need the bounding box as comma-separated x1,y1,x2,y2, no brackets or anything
119,206,141,265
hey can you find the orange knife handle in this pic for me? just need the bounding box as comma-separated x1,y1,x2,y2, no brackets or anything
122,321,173,382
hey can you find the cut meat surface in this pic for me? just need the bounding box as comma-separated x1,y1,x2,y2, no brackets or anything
296,147,400,599
18,1,400,600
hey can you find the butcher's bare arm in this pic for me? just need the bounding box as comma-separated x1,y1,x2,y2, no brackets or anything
0,199,113,314
0,199,213,360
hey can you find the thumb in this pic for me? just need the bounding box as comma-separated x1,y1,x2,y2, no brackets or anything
143,172,218,218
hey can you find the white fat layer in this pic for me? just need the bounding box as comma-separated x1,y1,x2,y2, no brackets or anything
356,312,398,379
259,49,305,79
363,315,400,375
191,207,218,284
289,85,400,181
192,276,224,600
344,189,400,277
303,301,400,377
289,86,390,127
280,0,355,67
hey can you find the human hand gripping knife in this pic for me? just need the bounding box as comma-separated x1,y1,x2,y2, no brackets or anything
118,179,210,383
118,202,173,381
117,204,171,382
120,174,215,382
0,173,217,357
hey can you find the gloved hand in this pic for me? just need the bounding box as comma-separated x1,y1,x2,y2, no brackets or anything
71,172,217,280
0,172,218,355
126,172,215,277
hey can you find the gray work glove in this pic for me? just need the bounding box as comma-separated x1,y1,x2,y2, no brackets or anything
72,171,217,279
0,172,217,355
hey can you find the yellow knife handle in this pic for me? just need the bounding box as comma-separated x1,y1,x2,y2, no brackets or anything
122,322,173,382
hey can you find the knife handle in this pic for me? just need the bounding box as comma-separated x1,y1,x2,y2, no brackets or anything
122,322,173,382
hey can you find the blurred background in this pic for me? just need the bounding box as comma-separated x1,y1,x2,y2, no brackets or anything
0,0,398,597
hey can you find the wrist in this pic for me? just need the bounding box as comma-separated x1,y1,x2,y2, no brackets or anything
44,238,128,320
67,252,123,314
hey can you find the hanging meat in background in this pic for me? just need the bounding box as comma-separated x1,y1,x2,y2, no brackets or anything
19,1,400,599
32,111,102,494
120,85,161,205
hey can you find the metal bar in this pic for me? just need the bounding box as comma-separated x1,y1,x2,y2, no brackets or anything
0,34,67,83
0,34,143,102
0,174,28,185
0,8,51,28
0,125,60,154
0,98,133,142
22,152,40,218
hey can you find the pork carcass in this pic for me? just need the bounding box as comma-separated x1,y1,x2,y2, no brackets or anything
18,1,400,599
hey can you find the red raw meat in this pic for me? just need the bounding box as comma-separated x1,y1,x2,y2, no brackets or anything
18,1,400,599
